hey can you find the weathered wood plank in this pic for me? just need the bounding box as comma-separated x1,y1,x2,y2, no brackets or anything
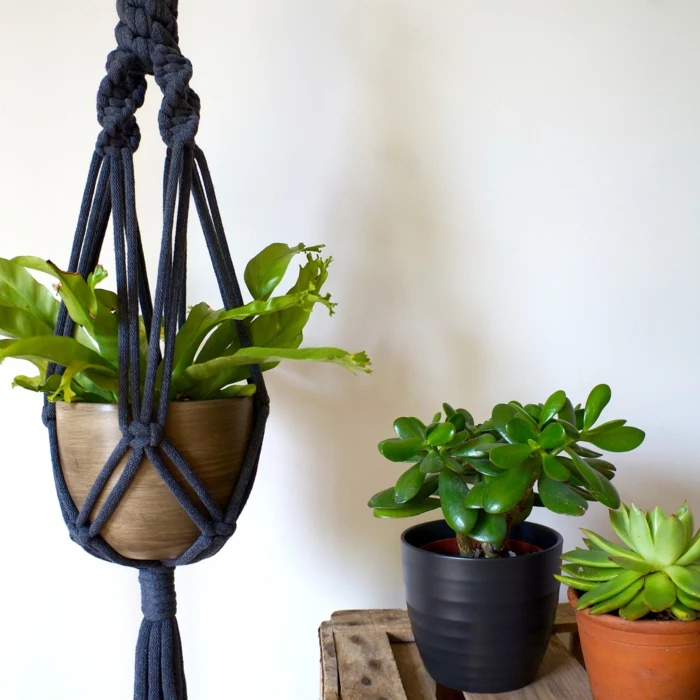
320,622,340,700
392,642,437,700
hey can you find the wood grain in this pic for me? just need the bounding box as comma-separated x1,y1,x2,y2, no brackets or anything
57,398,253,560
324,606,590,700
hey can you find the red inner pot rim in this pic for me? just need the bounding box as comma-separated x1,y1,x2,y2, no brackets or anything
421,538,542,556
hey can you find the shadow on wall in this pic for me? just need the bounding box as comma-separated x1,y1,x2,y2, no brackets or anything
268,6,485,602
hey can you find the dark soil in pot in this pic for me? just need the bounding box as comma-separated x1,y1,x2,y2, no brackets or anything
402,519,563,694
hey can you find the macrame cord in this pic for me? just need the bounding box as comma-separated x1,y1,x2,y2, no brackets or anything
41,2,270,698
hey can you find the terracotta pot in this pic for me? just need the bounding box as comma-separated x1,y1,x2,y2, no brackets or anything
56,399,254,561
568,587,700,699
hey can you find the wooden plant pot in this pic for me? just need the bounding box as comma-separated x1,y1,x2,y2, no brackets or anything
56,399,254,561
568,587,700,699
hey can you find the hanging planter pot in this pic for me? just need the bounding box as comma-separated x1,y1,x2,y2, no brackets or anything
402,519,563,694
56,398,254,560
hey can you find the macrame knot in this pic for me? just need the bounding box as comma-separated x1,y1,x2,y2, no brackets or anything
69,525,93,549
128,421,164,449
214,521,236,539
42,402,56,427
139,567,177,622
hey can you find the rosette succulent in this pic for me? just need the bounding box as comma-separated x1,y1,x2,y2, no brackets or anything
368,385,645,558
558,503,700,621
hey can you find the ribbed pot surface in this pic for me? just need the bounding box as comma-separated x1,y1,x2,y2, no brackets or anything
402,519,563,693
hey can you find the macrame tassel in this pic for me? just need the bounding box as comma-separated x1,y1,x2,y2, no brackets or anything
134,568,187,700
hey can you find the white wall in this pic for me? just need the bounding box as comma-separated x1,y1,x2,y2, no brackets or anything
1,1,699,698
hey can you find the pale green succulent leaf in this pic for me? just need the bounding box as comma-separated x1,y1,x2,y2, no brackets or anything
628,503,656,562
654,515,687,567
643,572,677,612
588,579,644,616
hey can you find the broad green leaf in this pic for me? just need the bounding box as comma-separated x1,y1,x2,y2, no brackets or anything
577,570,644,610
490,443,534,469
439,470,477,534
583,384,611,430
581,529,635,558
468,512,507,546
0,336,115,371
505,417,537,444
541,453,570,482
560,564,623,581
619,591,651,620
492,403,517,442
561,549,620,568
571,444,603,458
394,417,427,441
378,438,424,462
525,403,542,421
553,575,599,591
0,306,54,339
214,384,258,399
585,426,645,452
87,265,108,290
558,398,576,426
589,579,644,616
395,465,425,504
440,453,464,474
419,450,444,474
442,403,455,417
586,458,616,474
483,461,537,514
609,504,635,549
51,361,118,403
244,242,322,300
12,374,60,394
373,499,441,519
464,481,489,509
585,419,627,437
507,402,539,428
466,458,506,477
629,504,655,561
655,515,687,566
538,423,567,451
368,476,439,508
565,448,619,509
538,475,588,516
665,565,700,599
0,257,58,327
539,390,567,426
427,422,456,447
558,419,580,440
643,572,676,612
449,435,499,459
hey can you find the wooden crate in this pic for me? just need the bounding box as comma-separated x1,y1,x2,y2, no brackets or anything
319,606,590,700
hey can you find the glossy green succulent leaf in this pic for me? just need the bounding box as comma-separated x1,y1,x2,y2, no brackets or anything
373,499,441,518
505,417,537,444
576,570,644,610
483,461,537,515
537,423,567,451
419,450,444,474
609,504,635,549
427,422,456,447
628,504,656,562
654,515,687,567
449,435,498,458
562,549,620,568
558,419,580,440
571,444,603,458
677,503,695,544
588,579,644,616
539,390,567,426
464,481,489,509
490,443,534,469
583,384,611,430
492,404,517,442
643,572,677,612
440,453,465,474
565,448,620,509
608,555,657,573
676,589,700,612
558,398,576,427
585,426,645,452
669,601,698,621
676,531,700,567
538,475,588,516
554,574,599,591
585,419,627,437
395,465,426,504
525,403,542,421
393,417,427,441
541,453,570,482
466,458,505,477
439,470,478,534
508,402,539,429
560,564,623,582
665,565,700,598
619,591,651,621
581,529,635,558
378,438,425,462
368,475,439,508
468,512,507,545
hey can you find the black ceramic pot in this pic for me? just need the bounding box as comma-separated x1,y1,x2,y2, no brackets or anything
401,519,563,694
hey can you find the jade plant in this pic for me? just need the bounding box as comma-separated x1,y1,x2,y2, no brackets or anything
557,503,700,621
368,386,645,558
0,243,370,402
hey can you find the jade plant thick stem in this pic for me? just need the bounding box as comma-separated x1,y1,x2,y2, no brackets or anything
0,242,370,403
368,386,645,558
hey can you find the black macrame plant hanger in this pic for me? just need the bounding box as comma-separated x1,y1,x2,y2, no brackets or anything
41,2,269,698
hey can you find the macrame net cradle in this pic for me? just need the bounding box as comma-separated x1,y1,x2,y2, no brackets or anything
41,2,270,697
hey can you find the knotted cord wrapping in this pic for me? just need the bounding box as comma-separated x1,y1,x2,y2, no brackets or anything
42,2,270,697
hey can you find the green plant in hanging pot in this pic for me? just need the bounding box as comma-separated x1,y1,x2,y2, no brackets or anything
368,386,644,694
0,242,370,560
558,502,700,700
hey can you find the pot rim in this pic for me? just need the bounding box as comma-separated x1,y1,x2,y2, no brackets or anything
568,586,700,634
401,519,563,562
